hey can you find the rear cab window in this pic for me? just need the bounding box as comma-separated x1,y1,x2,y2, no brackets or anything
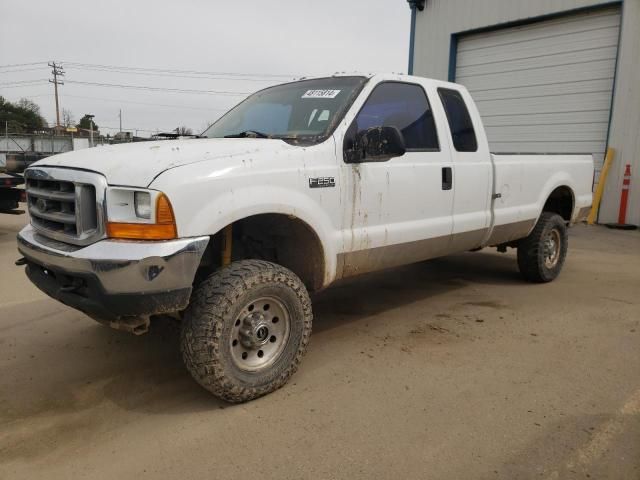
438,88,478,152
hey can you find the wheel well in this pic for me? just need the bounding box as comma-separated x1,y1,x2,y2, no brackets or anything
197,214,325,292
543,186,574,221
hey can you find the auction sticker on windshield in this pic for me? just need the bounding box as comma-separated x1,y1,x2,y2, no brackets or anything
302,89,341,99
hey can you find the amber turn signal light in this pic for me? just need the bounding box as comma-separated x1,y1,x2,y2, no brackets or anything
155,193,175,225
107,193,178,240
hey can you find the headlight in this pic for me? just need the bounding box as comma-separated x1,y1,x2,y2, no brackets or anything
134,191,151,219
105,188,177,240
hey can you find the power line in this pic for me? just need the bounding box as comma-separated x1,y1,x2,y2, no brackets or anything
14,93,52,98
64,64,287,83
0,67,48,74
0,61,47,69
63,61,297,79
61,93,231,111
0,83,49,89
65,79,251,96
0,79,48,86
0,61,300,80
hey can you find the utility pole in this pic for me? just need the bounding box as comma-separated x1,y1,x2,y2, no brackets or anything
87,114,95,148
119,109,122,132
48,61,65,128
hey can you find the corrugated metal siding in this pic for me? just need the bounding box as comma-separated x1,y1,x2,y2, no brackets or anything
413,0,611,80
412,0,640,226
455,7,620,168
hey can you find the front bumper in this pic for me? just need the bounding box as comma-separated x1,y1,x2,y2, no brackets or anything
17,225,209,329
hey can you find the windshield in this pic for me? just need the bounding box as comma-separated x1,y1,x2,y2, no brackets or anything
202,76,367,144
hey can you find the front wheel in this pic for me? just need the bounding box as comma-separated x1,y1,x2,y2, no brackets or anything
181,260,312,403
517,212,568,283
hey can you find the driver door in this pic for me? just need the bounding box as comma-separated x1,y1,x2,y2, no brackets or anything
338,81,454,278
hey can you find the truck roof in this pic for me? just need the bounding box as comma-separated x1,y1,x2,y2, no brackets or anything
297,72,464,90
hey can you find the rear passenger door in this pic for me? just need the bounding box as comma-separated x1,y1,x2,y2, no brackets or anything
438,87,492,251
338,81,455,277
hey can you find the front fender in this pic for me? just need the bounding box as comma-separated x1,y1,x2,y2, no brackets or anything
152,176,340,286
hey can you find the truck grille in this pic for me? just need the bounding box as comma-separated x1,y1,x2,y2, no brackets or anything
25,168,106,246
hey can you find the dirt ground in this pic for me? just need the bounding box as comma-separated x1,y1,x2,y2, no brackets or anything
1,211,639,480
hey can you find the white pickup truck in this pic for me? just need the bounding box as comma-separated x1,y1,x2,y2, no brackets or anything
17,74,593,402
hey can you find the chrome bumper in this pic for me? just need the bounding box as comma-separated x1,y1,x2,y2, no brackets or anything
18,225,209,294
17,225,209,325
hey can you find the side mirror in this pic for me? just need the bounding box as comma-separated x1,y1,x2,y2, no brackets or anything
344,126,406,163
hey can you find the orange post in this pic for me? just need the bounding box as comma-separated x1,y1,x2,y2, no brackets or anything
618,164,632,224
588,148,615,225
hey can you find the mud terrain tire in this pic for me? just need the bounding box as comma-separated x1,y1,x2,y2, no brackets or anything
517,212,568,283
181,260,312,403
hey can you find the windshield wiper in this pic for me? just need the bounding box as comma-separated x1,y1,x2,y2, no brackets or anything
224,130,270,139
272,134,301,140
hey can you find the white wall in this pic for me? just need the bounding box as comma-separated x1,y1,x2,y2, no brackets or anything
72,138,90,150
0,136,73,154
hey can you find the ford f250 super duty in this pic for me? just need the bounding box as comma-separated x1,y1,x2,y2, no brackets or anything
16,74,593,402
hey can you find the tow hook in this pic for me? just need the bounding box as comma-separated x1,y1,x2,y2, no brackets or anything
96,316,151,336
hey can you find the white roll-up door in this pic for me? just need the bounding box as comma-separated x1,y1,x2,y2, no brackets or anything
455,6,621,171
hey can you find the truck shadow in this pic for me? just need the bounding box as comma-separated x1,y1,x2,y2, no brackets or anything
313,250,521,334
0,250,522,435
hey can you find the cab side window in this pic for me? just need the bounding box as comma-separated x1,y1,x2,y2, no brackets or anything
353,82,439,151
438,88,478,152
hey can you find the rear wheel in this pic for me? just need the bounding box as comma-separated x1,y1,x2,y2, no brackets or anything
517,212,568,283
180,260,312,403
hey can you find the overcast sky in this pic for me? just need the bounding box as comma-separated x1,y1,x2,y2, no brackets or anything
1,1,409,136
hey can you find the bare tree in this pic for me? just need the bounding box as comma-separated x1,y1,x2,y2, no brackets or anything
17,98,41,115
175,126,193,136
62,109,75,128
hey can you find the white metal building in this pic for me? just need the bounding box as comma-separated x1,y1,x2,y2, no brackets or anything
409,0,639,226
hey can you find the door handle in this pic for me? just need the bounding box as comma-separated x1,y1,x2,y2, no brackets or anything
442,167,452,190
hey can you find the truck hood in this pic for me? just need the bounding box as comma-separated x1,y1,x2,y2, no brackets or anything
31,138,297,186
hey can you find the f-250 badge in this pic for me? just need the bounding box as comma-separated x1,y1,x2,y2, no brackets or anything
309,177,335,188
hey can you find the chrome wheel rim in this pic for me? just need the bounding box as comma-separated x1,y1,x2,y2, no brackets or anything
543,229,561,269
230,296,291,372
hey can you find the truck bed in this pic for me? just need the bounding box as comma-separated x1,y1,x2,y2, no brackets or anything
487,153,594,244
